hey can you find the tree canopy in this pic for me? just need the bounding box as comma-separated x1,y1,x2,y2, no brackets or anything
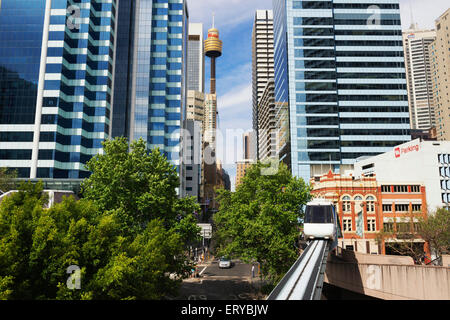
418,207,450,258
213,161,311,284
81,137,200,236
376,207,450,264
0,167,17,194
0,137,201,299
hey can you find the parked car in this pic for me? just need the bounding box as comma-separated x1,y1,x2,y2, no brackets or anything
218,256,232,269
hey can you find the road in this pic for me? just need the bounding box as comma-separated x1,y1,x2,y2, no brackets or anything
176,260,266,300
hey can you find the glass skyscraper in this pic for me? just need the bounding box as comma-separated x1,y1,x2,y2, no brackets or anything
112,0,189,168
0,0,189,183
0,0,117,180
272,0,410,182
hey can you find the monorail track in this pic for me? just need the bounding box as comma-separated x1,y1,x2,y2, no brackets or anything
267,240,330,300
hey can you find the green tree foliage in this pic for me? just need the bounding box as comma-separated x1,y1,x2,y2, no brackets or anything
213,162,311,284
418,208,450,258
376,208,450,264
0,137,202,299
0,182,189,300
0,167,17,194
81,137,200,239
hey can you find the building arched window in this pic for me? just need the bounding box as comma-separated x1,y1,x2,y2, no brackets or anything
366,195,375,213
342,195,351,213
354,195,363,201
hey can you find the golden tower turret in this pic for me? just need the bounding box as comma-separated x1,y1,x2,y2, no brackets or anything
204,16,222,94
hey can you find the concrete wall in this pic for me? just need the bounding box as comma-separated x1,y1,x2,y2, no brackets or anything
325,251,450,300
443,255,450,267
339,249,414,265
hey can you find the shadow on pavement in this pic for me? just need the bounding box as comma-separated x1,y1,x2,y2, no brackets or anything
176,279,266,300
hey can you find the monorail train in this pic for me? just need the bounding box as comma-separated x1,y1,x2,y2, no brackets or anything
303,198,339,241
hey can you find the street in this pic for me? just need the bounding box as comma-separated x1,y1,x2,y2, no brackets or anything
176,260,266,300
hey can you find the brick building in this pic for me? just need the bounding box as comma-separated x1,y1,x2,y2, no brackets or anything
310,171,430,256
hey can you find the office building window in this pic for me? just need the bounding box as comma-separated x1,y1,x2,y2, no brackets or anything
343,218,352,232
395,204,409,212
393,185,408,193
342,195,351,212
383,222,394,232
366,196,375,213
367,218,376,232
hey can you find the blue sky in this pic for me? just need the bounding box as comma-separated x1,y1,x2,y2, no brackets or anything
187,0,450,190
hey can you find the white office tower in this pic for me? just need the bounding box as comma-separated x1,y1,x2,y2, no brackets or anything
402,28,436,130
187,23,205,93
252,10,274,159
354,139,450,212
182,23,205,199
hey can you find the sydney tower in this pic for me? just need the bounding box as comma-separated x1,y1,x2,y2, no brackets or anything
204,22,222,94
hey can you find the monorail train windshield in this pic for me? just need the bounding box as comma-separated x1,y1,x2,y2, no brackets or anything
305,205,334,224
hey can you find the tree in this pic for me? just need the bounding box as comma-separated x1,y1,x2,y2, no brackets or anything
375,227,425,263
81,137,201,241
0,182,191,300
0,167,17,194
376,208,450,264
417,208,450,260
213,161,311,284
0,138,202,299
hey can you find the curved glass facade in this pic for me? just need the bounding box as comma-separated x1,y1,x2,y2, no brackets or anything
0,0,46,177
272,0,410,182
0,0,117,179
38,0,117,179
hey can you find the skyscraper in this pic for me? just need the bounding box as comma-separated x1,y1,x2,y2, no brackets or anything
0,0,117,181
252,10,274,159
111,0,189,168
243,132,256,160
402,27,436,130
187,23,204,93
202,21,223,211
182,23,205,199
272,0,410,182
258,79,276,161
429,8,450,141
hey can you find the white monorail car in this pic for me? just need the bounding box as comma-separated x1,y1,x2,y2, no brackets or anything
303,198,337,241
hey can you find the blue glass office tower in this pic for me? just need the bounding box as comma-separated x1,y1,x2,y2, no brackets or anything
0,0,117,179
272,0,410,182
112,0,189,168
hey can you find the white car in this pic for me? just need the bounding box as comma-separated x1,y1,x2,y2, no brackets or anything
219,257,232,269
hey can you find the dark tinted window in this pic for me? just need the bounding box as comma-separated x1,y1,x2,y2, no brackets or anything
305,205,333,223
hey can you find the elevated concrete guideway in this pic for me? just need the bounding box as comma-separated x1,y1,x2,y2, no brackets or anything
325,249,450,300
267,242,450,300
267,240,330,300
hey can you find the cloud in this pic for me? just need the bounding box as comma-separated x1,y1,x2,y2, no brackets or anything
218,83,252,112
399,0,449,29
187,0,273,30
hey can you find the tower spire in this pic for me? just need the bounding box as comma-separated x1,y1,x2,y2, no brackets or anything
212,12,215,29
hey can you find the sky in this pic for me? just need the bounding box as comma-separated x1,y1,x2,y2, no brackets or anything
186,0,450,191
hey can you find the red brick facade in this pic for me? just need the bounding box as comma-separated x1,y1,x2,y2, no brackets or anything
310,170,430,256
